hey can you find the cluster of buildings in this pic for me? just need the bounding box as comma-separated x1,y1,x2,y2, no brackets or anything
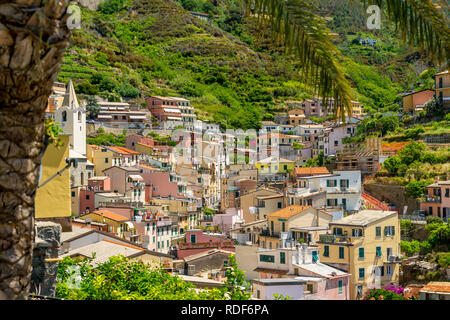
401,69,450,115
33,74,449,300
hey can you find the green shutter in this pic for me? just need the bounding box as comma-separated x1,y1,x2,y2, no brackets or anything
376,226,381,237
392,226,395,235
376,246,382,257
384,226,388,236
359,247,364,258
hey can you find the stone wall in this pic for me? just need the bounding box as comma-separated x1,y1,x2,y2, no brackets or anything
30,221,61,297
363,183,420,214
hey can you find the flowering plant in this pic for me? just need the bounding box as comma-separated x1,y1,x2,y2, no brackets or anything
362,285,406,300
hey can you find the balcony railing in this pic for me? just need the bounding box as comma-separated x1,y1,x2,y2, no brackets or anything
319,234,348,243
424,196,441,203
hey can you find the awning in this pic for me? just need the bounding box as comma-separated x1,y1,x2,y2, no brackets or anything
128,174,143,181
167,116,182,121
98,115,112,119
129,115,146,120
163,108,181,113
125,221,135,229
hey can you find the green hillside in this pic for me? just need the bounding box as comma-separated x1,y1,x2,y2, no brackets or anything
60,0,441,128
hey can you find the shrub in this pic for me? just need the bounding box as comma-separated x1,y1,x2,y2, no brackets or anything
98,0,128,15
405,180,427,199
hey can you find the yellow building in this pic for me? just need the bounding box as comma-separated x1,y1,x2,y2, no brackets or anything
80,210,134,238
255,156,295,175
435,69,450,108
86,144,139,176
35,134,72,231
317,210,401,300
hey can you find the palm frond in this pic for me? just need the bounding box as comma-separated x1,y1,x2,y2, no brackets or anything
366,0,450,65
244,0,354,121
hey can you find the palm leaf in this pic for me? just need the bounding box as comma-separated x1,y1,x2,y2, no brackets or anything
366,0,450,65
244,0,354,121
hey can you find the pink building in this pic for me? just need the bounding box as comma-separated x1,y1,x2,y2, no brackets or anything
212,208,244,235
126,134,155,150
79,176,111,214
139,171,182,198
177,229,235,259
420,181,450,220
326,123,357,156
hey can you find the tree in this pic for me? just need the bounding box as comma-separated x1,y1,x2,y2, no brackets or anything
85,97,100,120
0,0,71,299
221,255,252,300
397,141,426,166
405,180,427,199
383,155,401,175
304,158,319,167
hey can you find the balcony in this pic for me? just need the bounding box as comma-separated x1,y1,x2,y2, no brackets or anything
423,196,441,203
384,255,402,264
319,234,349,243
260,229,280,238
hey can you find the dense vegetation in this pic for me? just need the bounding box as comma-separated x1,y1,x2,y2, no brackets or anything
56,254,251,300
60,0,440,129
400,217,450,282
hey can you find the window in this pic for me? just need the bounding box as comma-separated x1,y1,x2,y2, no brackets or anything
376,246,382,257
339,247,344,259
386,265,393,276
278,202,282,208
376,226,381,237
283,165,287,170
62,111,67,122
373,266,384,277
85,195,90,200
280,252,286,264
358,268,365,279
260,255,275,263
352,229,362,237
340,179,349,188
327,199,338,206
384,226,395,236
338,280,343,294
333,227,343,235
326,180,337,187
105,157,109,163
357,285,363,297
147,223,150,231
323,245,329,257
71,191,75,197
359,247,364,259
282,222,285,232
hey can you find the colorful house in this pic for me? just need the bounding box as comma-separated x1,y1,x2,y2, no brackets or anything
35,134,72,231
316,210,401,300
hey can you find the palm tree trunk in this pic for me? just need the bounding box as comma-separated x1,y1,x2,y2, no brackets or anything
0,0,71,300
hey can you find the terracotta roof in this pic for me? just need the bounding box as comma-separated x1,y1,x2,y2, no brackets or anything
253,267,288,275
138,164,158,171
268,205,311,219
108,146,140,155
89,210,129,222
294,167,330,176
420,282,450,293
382,142,409,152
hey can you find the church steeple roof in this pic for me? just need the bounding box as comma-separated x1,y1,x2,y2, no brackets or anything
62,79,80,109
